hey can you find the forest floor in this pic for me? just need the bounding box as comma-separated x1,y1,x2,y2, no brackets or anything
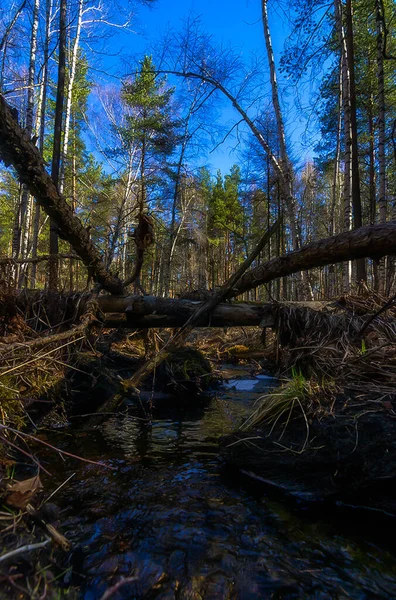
0,290,395,597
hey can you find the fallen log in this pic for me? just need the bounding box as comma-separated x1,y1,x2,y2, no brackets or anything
98,296,331,329
230,222,396,298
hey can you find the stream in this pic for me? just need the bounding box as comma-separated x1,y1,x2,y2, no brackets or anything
39,366,396,599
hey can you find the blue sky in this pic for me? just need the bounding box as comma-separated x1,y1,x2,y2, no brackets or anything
90,0,316,175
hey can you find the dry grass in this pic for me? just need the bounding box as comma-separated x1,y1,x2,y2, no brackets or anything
275,291,396,402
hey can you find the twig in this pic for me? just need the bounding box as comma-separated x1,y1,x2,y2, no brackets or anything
0,336,85,377
0,539,50,564
40,473,76,506
0,424,111,469
358,291,396,337
99,577,138,600
0,434,51,475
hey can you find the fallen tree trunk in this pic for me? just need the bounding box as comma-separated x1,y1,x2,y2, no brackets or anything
230,222,396,298
98,296,330,329
102,300,274,328
0,94,123,295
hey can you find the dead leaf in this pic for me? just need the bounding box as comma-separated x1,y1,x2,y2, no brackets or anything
6,475,43,509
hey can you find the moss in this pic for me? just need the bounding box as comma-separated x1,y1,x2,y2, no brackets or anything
156,347,215,395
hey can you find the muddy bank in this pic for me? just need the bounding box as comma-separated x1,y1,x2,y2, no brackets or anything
219,292,396,515
222,389,396,517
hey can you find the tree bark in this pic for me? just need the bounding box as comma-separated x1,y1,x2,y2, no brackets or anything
99,297,278,328
345,0,366,283
376,0,387,292
49,0,67,290
30,0,53,288
261,0,300,254
18,0,40,287
335,0,352,292
59,0,83,195
229,222,396,298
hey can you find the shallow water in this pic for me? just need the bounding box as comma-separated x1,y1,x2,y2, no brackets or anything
41,367,396,599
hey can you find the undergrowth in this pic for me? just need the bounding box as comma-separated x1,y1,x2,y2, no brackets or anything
240,368,337,439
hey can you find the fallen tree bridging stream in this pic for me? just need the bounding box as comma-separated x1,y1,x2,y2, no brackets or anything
97,296,330,329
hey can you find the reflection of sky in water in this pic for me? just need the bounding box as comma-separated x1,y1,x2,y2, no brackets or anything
223,376,278,392
223,379,259,391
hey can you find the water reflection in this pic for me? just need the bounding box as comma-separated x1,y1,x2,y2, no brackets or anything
43,370,396,599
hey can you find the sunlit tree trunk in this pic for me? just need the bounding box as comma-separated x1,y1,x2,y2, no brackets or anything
261,0,315,300
10,0,39,286
59,0,83,195
18,0,40,287
30,0,52,288
261,0,299,252
162,102,195,297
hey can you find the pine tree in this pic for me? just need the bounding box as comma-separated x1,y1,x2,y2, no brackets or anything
121,55,179,212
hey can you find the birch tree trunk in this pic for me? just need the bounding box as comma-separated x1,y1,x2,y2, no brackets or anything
10,0,39,286
108,149,138,275
18,0,40,287
59,0,84,195
30,0,52,288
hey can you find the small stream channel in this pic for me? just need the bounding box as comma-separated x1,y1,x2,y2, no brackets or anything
40,366,396,599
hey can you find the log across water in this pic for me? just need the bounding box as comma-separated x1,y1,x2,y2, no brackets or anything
98,295,332,329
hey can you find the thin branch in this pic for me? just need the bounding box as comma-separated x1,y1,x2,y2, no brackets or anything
0,540,51,564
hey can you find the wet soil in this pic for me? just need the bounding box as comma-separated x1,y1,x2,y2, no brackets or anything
222,388,396,516
13,365,396,599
